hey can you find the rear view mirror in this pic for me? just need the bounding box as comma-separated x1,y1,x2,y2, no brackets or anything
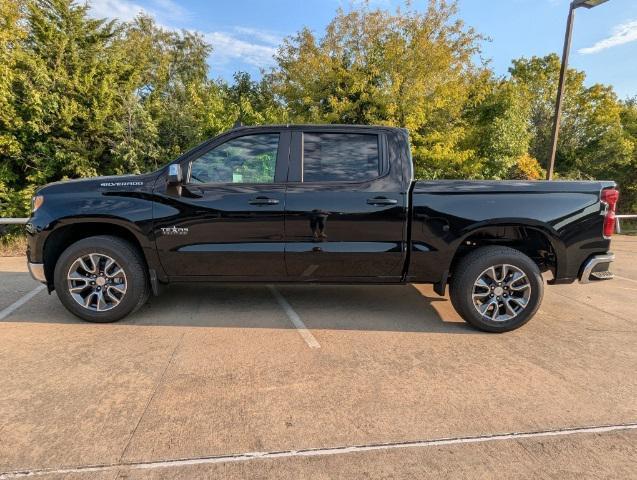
167,164,183,185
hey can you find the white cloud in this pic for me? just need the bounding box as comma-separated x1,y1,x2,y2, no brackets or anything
231,27,282,46
204,31,278,69
86,0,282,72
336,0,391,6
151,0,189,18
87,0,145,21
86,0,189,24
579,19,637,55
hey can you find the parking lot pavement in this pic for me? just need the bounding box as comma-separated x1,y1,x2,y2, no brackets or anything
0,257,45,312
0,236,636,479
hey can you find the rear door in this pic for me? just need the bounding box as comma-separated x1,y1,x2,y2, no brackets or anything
284,128,408,281
153,129,290,279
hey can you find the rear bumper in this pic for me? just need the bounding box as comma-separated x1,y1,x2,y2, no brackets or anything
579,253,614,284
28,262,46,284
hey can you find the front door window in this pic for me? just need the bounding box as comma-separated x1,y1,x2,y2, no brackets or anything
189,134,280,184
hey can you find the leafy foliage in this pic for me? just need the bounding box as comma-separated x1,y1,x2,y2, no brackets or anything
0,0,241,214
267,1,491,179
0,0,635,216
509,54,635,208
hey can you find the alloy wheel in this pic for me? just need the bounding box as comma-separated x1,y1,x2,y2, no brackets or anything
67,253,127,312
471,263,531,322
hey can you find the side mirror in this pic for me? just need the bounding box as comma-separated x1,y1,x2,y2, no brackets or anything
167,164,183,186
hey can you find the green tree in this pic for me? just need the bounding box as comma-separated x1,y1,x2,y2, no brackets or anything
225,71,288,126
0,0,27,216
509,54,634,205
266,0,489,179
0,0,24,159
617,98,637,212
509,54,632,179
1,0,634,220
463,80,534,179
116,15,229,165
0,1,233,216
2,0,130,215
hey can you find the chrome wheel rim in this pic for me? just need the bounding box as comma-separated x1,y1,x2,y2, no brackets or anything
472,264,531,322
67,253,127,312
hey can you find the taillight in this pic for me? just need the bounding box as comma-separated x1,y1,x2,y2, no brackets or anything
601,188,619,238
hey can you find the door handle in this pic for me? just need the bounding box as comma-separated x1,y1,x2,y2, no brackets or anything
249,197,279,206
367,197,398,206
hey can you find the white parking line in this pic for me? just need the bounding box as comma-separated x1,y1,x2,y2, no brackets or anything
268,285,320,349
1,422,635,478
0,285,46,321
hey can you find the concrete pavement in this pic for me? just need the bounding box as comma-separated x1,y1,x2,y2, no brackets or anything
0,236,636,479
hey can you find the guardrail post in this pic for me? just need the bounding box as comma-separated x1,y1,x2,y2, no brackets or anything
615,215,637,234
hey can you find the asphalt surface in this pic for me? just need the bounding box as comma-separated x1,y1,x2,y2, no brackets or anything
0,236,636,479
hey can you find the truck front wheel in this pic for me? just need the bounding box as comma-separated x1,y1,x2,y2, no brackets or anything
449,246,544,333
53,235,150,323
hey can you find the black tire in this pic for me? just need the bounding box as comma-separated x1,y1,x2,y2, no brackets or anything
53,235,150,323
449,246,543,333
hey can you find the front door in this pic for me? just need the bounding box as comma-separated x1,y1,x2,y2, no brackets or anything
154,129,290,279
284,128,408,281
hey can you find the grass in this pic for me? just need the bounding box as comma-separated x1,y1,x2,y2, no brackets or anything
617,218,637,236
0,232,27,257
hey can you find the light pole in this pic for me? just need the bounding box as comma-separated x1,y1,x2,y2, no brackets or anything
546,0,610,180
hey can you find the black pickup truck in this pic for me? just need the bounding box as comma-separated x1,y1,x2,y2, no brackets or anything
26,125,618,332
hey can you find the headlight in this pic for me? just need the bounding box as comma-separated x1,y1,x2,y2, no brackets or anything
32,195,44,213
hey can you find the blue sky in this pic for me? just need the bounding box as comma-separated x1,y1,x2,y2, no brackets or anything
88,0,637,99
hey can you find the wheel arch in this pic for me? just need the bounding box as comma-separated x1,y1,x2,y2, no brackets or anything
42,220,153,288
447,222,565,285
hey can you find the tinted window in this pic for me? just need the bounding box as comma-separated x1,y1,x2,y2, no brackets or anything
303,133,380,182
190,134,279,184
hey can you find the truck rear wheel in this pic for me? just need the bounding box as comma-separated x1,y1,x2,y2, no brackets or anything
53,235,149,323
449,246,543,333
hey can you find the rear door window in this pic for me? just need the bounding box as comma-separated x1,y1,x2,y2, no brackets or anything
302,133,380,182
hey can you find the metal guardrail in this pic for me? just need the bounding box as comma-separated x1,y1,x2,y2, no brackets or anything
0,218,28,225
616,215,637,234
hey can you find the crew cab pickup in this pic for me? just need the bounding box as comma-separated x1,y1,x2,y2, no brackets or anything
26,125,619,332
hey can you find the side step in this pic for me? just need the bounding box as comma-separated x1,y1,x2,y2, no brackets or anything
579,253,615,284
590,270,614,281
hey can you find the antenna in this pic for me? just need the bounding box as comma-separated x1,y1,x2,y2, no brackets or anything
233,118,243,129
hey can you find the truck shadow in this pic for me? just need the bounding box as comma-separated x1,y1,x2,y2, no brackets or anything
124,283,479,334
1,274,481,334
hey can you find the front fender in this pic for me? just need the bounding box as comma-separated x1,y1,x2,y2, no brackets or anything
27,191,165,284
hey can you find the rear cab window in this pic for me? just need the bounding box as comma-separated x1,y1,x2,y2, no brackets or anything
302,132,381,182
